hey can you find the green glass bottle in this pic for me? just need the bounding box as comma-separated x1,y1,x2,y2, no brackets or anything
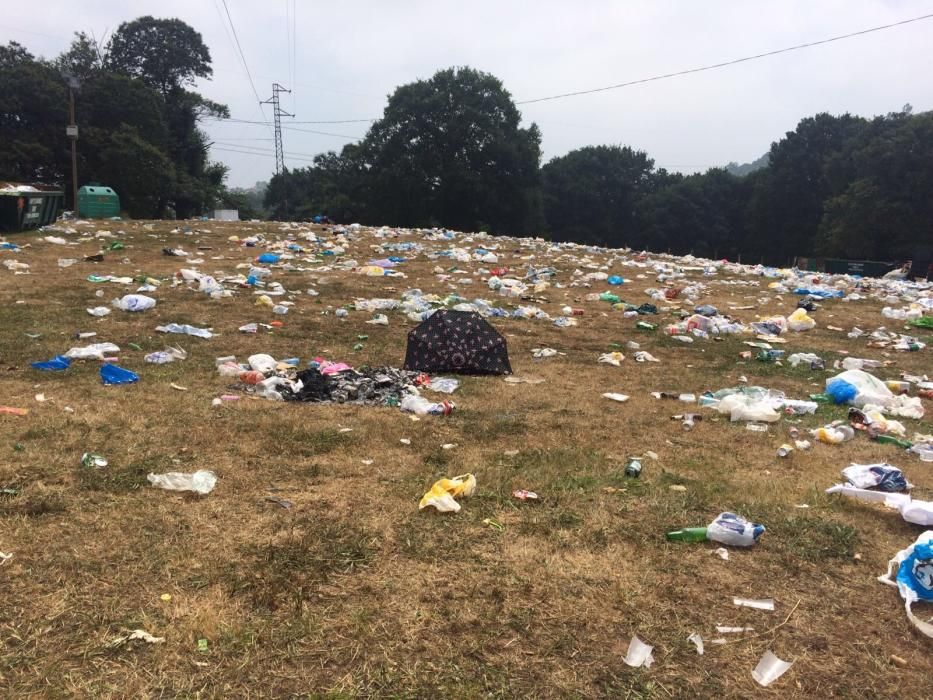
873,434,913,449
665,527,708,543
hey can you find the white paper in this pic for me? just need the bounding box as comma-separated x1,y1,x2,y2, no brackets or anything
687,633,704,655
733,597,775,611
602,393,630,402
715,626,754,634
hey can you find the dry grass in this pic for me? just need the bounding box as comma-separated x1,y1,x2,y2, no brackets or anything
0,219,931,698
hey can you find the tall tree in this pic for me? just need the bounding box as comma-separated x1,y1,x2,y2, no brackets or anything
106,16,212,95
357,67,544,233
541,145,659,247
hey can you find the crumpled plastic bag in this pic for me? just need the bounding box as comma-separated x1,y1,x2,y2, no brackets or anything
877,531,933,638
65,342,120,360
112,294,156,312
100,364,139,385
787,308,816,331
717,394,780,422
598,352,625,366
419,473,476,513
147,469,217,494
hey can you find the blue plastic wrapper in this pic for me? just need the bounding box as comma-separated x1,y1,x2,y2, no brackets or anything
256,253,280,264
100,364,139,385
607,275,624,285
826,378,857,404
31,355,71,372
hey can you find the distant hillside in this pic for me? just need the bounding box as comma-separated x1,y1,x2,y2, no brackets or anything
725,153,769,177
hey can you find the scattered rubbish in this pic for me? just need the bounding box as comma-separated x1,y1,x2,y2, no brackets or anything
106,629,165,648
602,393,630,403
624,457,642,478
842,463,909,492
100,365,139,385
482,517,504,531
751,650,793,687
687,633,704,655
265,496,293,509
712,547,729,560
0,551,12,566
532,347,559,359
400,395,455,416
112,294,156,312
622,636,655,668
419,473,476,513
81,452,108,468
0,407,30,416
156,323,213,338
877,531,933,638
513,489,539,501
734,597,775,611
147,470,217,495
716,626,754,634
598,352,625,366
667,512,765,547
31,355,71,372
87,306,111,317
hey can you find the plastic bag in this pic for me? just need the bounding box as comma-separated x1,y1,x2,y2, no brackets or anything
144,346,187,364
100,364,139,385
825,369,892,407
842,463,909,492
65,342,120,360
707,512,765,547
426,377,459,394
419,473,476,512
717,394,779,422
87,306,111,317
112,294,156,312
877,531,933,638
155,324,213,339
31,355,71,371
787,308,816,331
752,650,793,687
147,470,217,495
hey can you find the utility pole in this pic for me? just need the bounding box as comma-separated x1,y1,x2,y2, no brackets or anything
262,83,293,175
64,74,81,213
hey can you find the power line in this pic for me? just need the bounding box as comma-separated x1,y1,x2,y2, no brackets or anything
207,116,374,125
517,12,933,104
204,116,363,139
218,0,268,115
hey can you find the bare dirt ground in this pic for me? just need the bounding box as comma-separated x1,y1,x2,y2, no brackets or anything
1,219,931,698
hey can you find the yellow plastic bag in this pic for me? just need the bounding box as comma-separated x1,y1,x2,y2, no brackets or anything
358,265,386,277
419,473,476,513
787,308,816,331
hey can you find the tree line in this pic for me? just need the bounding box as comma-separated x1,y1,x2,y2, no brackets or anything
0,17,234,219
265,68,931,266
2,17,930,266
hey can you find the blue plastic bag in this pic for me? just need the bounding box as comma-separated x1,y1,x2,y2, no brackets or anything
825,378,857,404
607,275,624,285
100,364,139,385
256,253,280,264
31,355,71,372
879,532,933,638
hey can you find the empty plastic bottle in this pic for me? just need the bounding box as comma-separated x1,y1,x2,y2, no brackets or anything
147,470,217,494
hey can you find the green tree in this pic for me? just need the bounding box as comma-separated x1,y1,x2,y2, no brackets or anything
94,125,176,218
106,16,212,95
0,42,69,184
541,145,659,247
357,67,544,233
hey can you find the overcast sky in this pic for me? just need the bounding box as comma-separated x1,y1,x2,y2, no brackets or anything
3,1,931,187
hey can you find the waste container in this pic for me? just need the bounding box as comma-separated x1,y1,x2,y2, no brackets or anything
78,184,120,219
0,182,65,232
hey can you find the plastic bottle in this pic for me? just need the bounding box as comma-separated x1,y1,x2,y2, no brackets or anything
813,425,855,444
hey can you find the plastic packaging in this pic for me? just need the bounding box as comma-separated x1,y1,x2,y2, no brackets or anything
787,308,816,331
147,470,217,494
706,512,766,547
877,531,933,638
31,355,71,371
155,323,213,339
100,364,139,385
419,473,476,512
842,463,909,492
427,377,460,394
65,342,120,360
812,424,855,444
623,636,654,668
112,294,156,312
400,395,454,416
752,651,793,687
87,306,111,317
144,346,187,364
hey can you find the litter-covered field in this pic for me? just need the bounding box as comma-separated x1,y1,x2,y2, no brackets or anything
1,220,931,697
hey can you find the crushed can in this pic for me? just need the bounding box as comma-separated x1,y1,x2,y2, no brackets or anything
776,444,794,458
624,457,642,478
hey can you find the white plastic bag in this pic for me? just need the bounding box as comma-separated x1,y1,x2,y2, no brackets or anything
112,294,156,312
147,470,216,494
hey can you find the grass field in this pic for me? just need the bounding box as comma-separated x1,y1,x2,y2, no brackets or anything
1,219,931,698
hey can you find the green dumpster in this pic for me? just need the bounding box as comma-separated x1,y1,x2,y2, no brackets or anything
78,184,120,219
0,182,65,232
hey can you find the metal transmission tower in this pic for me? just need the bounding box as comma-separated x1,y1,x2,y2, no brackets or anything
262,83,293,174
